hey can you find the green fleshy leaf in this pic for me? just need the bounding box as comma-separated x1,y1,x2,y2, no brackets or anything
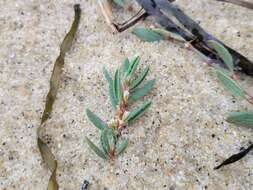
100,128,117,152
130,66,150,90
103,68,117,109
208,40,234,73
121,58,130,76
153,29,185,42
214,65,231,77
114,69,122,104
116,139,129,156
113,0,125,7
86,137,107,160
126,56,140,79
125,101,152,123
86,109,107,130
226,111,253,128
216,69,246,99
100,129,110,154
130,79,155,102
132,27,164,42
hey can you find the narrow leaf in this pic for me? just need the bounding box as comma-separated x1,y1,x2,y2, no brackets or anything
208,40,234,73
103,68,117,109
86,109,107,130
226,111,253,128
100,129,110,154
125,101,152,123
113,0,125,7
121,58,130,75
153,28,185,42
114,69,122,104
126,56,140,78
116,139,129,156
85,137,107,160
132,27,164,42
130,66,150,90
100,128,117,154
130,79,155,102
216,69,246,99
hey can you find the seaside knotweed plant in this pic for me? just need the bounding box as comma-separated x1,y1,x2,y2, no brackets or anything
85,56,155,160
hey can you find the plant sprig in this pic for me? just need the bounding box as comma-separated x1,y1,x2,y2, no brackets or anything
85,56,155,160
209,40,253,169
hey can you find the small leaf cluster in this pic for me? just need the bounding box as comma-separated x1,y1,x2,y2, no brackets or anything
85,56,155,160
209,40,253,128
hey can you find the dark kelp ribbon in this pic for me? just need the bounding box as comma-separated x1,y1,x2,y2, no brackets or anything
37,4,81,190
214,144,253,170
135,0,253,76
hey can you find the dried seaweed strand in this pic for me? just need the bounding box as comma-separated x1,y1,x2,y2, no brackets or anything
216,0,253,10
37,4,81,190
214,144,253,170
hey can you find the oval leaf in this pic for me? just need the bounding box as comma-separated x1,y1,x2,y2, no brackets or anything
86,109,107,130
100,129,110,154
126,56,140,78
130,66,150,90
114,69,122,104
103,68,117,109
125,101,152,123
116,139,129,156
132,27,164,42
121,58,130,75
113,0,125,7
216,69,245,99
153,28,185,42
208,40,234,73
130,79,155,102
86,137,107,160
226,111,253,128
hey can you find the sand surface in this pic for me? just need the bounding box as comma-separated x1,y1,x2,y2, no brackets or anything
0,0,253,189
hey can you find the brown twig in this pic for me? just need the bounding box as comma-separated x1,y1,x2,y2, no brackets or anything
216,0,253,10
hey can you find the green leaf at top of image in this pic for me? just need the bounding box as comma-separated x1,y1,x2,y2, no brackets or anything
153,28,185,42
130,79,155,102
86,109,107,130
125,101,152,123
208,40,234,73
216,69,246,99
103,68,117,109
132,27,164,42
116,139,129,156
226,111,253,128
86,137,108,160
130,66,150,90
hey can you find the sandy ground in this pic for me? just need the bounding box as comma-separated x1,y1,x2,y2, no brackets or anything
0,0,253,189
